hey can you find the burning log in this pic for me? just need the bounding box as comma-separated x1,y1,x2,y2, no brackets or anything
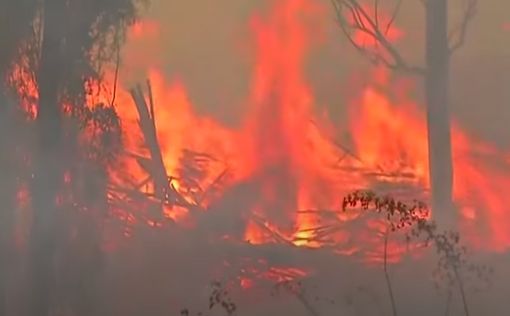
130,83,168,200
129,81,196,210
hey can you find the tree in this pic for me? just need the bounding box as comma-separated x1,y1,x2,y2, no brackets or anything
0,1,38,78
0,2,40,314
0,95,15,316
331,0,477,222
2,0,147,315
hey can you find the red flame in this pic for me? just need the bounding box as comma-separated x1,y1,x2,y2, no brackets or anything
348,4,404,47
350,67,510,251
107,0,510,258
9,0,509,290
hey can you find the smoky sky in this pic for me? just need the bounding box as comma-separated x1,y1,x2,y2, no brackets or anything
134,0,510,147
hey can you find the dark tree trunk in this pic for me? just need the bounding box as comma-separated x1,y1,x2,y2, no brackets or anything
0,1,39,78
29,1,64,315
425,0,455,221
0,93,15,316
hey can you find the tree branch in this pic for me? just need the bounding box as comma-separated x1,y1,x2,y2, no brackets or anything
331,0,425,76
383,228,398,316
448,0,477,56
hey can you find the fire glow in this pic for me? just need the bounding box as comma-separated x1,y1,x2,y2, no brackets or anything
7,0,506,280
104,0,510,257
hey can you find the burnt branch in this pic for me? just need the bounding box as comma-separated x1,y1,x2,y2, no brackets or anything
448,0,477,56
130,83,194,210
331,0,425,75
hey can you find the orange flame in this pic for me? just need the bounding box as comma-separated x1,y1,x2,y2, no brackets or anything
350,67,510,251
102,0,510,261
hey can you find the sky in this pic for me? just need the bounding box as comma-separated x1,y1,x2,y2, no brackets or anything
131,0,510,146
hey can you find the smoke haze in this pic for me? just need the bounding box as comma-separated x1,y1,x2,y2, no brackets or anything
1,0,509,315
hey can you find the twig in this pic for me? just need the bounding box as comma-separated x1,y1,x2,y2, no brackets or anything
110,40,121,107
454,267,470,316
383,228,398,316
331,0,425,75
146,79,155,125
198,167,230,204
277,281,321,316
308,119,367,167
250,215,293,245
444,290,452,316
448,0,477,56
385,0,403,36
295,292,321,316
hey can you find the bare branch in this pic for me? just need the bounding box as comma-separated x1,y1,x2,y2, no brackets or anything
374,0,380,30
130,84,193,210
109,42,120,107
331,0,425,76
448,0,477,56
385,0,403,36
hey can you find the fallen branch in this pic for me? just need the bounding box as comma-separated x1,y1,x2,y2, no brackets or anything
130,82,193,210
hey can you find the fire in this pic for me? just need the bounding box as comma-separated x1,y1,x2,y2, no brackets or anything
240,0,331,245
107,0,510,258
4,0,509,300
348,4,404,48
7,51,38,118
349,80,429,187
350,67,510,251
5,0,500,282
130,20,160,39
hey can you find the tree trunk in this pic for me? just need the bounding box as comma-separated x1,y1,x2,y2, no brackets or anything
0,92,15,316
29,1,64,315
425,0,455,222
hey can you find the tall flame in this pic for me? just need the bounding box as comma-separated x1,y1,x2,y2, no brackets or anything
105,0,510,257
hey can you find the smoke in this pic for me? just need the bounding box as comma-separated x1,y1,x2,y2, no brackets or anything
97,1,510,315
1,0,509,315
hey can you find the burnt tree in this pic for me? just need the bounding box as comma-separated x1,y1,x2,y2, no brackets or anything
332,0,476,221
1,0,146,315
424,0,452,222
0,94,16,316
0,2,39,315
29,2,65,316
